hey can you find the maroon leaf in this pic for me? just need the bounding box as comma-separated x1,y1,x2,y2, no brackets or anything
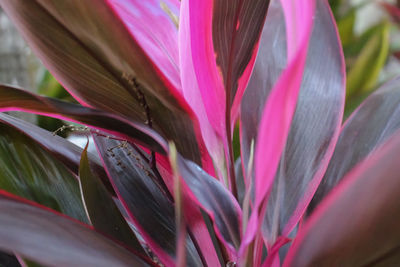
310,77,400,212
0,190,152,266
285,130,400,267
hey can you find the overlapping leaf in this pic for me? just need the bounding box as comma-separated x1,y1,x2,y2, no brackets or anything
285,129,400,266
240,0,344,247
241,0,317,253
0,0,209,168
179,0,270,178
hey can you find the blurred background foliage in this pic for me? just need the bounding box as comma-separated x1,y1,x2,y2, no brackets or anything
1,0,400,138
331,0,400,116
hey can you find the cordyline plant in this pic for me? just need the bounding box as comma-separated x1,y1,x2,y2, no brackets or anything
1,0,400,266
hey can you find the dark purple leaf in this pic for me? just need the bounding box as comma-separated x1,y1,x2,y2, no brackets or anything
93,135,202,266
240,0,345,244
309,77,400,212
285,130,400,267
0,191,151,267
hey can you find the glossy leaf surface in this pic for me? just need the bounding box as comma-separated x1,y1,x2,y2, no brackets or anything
241,0,316,250
240,0,344,245
285,130,400,267
0,191,150,267
310,77,400,212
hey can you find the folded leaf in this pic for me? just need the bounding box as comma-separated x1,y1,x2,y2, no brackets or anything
241,0,316,252
241,0,345,246
285,130,400,267
310,77,400,212
0,191,151,266
79,143,145,255
0,0,209,168
93,135,202,266
0,122,87,223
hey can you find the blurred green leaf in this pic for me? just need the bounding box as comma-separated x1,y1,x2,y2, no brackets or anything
337,8,356,46
346,21,390,114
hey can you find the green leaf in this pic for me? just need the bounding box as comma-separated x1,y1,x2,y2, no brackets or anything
79,142,145,255
337,8,356,46
346,21,390,98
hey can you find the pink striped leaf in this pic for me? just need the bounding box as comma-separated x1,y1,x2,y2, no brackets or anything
0,190,153,266
284,129,400,266
179,0,270,160
0,0,208,167
240,0,345,246
241,0,316,252
309,77,400,213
